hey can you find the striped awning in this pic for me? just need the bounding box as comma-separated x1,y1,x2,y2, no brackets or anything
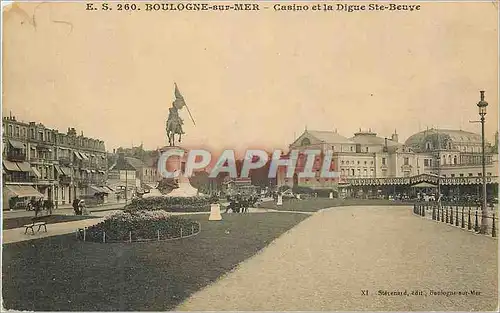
74,151,83,160
3,160,22,172
31,167,41,178
16,162,32,172
9,139,25,149
3,185,44,198
80,153,89,160
54,165,64,175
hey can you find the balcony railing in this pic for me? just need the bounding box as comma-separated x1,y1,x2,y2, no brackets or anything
6,152,27,162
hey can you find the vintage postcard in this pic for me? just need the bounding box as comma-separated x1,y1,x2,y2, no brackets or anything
1,0,499,311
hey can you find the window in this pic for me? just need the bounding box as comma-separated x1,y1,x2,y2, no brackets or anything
451,174,455,177
350,146,353,152
424,159,429,167
365,147,369,152
488,172,492,176
15,126,19,137
478,173,482,177
425,142,432,150
469,173,473,177
351,169,355,176
301,138,311,146
382,158,386,166
370,168,374,176
442,174,446,178
8,125,12,135
341,161,344,165
357,161,360,165
357,169,361,176
331,146,335,151
460,174,464,177
364,161,367,165
363,169,367,176
404,157,409,165
453,156,457,165
341,169,345,176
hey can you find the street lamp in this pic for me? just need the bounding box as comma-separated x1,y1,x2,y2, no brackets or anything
477,90,488,234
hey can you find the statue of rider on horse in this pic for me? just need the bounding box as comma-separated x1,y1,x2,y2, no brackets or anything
166,83,195,146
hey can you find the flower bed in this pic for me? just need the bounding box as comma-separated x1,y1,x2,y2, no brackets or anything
82,211,200,243
124,196,212,213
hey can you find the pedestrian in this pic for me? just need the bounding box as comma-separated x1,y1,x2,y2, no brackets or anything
72,198,80,215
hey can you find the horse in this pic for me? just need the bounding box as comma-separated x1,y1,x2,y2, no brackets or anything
166,119,183,146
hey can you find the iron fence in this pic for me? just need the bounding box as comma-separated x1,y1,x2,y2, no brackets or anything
413,202,497,237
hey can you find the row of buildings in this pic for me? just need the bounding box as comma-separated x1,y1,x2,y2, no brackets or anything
277,128,498,199
2,114,109,209
3,112,498,207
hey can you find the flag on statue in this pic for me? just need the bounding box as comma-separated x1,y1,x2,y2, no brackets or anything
173,83,186,109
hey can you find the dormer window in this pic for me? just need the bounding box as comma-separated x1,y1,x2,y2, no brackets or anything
301,138,311,146
425,142,432,150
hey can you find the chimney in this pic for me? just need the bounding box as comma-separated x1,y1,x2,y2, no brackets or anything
391,129,399,142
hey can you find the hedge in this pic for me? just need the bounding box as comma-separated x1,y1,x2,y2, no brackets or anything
83,211,199,242
124,196,213,213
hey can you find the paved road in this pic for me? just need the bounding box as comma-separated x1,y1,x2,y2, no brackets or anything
177,206,498,311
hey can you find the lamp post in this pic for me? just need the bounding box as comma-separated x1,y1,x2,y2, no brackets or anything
477,90,488,234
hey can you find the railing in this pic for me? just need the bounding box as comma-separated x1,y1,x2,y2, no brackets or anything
6,152,26,162
413,202,497,237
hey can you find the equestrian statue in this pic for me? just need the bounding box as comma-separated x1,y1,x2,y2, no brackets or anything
166,83,196,146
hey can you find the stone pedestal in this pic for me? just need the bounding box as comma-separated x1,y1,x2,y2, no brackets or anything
209,203,222,221
277,195,283,206
159,146,200,197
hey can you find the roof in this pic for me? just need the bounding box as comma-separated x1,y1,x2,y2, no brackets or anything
405,129,484,149
292,130,354,146
349,132,401,147
109,156,139,171
125,157,145,170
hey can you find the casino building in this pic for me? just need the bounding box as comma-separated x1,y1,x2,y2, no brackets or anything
277,128,498,200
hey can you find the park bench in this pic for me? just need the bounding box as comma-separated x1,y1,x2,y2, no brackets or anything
24,221,47,235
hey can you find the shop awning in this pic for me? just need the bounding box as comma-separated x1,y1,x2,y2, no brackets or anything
4,185,43,198
98,170,105,174
88,185,108,195
90,169,96,173
54,165,64,175
80,153,89,160
80,168,90,173
18,186,44,197
3,160,22,172
104,186,115,192
61,167,72,176
31,167,41,178
74,151,83,160
9,139,25,149
3,185,22,197
17,162,32,172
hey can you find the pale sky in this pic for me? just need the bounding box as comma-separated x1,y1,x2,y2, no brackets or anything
3,2,498,153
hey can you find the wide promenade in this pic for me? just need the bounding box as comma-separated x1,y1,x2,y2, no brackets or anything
178,205,498,311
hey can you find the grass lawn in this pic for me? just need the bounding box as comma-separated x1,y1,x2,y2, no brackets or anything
259,198,413,212
2,212,309,311
3,215,99,230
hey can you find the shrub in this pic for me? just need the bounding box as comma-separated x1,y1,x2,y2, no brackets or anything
124,196,211,213
84,211,199,242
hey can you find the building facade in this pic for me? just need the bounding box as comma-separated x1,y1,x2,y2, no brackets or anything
277,128,498,199
2,115,108,209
